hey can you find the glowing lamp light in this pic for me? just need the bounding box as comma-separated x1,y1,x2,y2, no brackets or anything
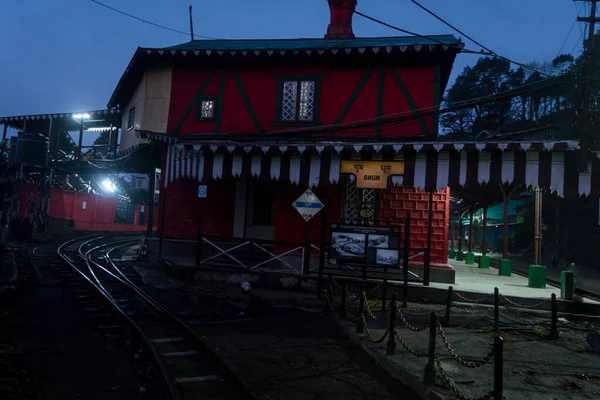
73,113,91,120
101,179,116,193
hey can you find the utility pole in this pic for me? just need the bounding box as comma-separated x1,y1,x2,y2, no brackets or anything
575,0,599,171
189,5,195,41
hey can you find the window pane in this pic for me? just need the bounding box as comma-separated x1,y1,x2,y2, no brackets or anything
281,81,298,121
200,100,215,119
128,108,135,129
299,81,315,121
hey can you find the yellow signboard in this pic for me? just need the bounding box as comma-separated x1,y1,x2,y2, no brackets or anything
341,160,405,189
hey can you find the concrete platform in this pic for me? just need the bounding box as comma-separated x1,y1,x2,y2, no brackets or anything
443,257,599,305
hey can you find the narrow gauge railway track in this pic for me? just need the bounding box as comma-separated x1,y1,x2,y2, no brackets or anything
57,235,255,400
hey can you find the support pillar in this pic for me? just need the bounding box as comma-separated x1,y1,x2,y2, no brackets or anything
534,186,542,265
424,190,433,286
2,124,7,141
77,121,84,159
146,169,156,238
482,206,488,256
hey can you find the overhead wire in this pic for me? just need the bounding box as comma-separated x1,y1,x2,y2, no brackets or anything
328,0,556,76
556,2,585,58
89,0,218,39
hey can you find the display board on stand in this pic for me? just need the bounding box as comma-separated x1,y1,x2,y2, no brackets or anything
329,223,402,268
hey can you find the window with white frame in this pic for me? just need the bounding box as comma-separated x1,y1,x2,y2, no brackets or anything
280,80,316,122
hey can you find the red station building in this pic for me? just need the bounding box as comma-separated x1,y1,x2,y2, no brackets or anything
108,1,589,282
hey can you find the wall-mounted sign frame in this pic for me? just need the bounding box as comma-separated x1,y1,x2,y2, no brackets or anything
340,160,405,189
330,223,402,268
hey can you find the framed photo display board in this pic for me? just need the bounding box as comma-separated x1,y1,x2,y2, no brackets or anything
330,223,402,268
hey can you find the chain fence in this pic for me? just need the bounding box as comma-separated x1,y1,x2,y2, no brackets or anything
324,282,507,399
322,273,598,400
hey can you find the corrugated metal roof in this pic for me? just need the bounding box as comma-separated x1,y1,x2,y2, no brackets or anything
166,35,460,51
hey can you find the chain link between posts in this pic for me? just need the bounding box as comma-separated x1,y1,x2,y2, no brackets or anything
435,357,497,400
397,308,430,332
454,292,494,303
395,330,429,357
437,322,495,368
362,291,384,321
360,314,389,344
500,295,548,309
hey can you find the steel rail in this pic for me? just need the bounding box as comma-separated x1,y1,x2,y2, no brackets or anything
105,242,256,398
58,235,182,400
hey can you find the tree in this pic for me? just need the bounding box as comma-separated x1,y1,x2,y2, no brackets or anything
441,57,517,136
90,129,115,159
440,54,582,138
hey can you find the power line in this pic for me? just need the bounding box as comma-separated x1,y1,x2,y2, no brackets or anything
405,0,560,76
89,0,217,40
409,0,493,55
557,4,583,57
329,0,555,76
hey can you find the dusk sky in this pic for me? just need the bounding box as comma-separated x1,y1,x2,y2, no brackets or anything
0,0,589,143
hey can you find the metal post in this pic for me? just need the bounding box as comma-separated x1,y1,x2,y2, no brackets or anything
450,215,454,251
158,188,168,258
493,336,504,400
494,287,500,332
303,222,310,276
444,286,453,326
146,170,156,238
482,206,488,256
549,293,559,340
534,186,542,265
424,190,434,286
423,312,437,386
339,283,347,319
77,119,84,159
317,208,327,299
325,285,332,316
386,293,397,355
2,124,7,141
468,209,473,254
458,216,463,252
195,197,203,267
499,184,510,259
356,283,365,333
381,278,388,313
402,213,411,308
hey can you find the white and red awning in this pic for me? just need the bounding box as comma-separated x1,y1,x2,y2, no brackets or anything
158,138,599,198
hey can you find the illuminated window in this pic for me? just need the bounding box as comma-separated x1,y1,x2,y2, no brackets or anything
281,80,316,121
197,98,216,121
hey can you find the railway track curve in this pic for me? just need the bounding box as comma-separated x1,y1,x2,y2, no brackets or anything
57,234,255,400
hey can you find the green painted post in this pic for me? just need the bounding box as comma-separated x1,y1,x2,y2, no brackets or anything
528,265,547,288
561,271,574,300
448,249,456,259
456,251,465,262
479,255,491,269
465,252,475,265
499,259,512,276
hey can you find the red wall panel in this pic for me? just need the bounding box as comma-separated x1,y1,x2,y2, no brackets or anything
167,66,436,138
160,178,236,240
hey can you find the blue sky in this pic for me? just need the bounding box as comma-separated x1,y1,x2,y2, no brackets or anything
0,0,588,144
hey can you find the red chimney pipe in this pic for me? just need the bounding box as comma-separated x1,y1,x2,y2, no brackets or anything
325,0,357,40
